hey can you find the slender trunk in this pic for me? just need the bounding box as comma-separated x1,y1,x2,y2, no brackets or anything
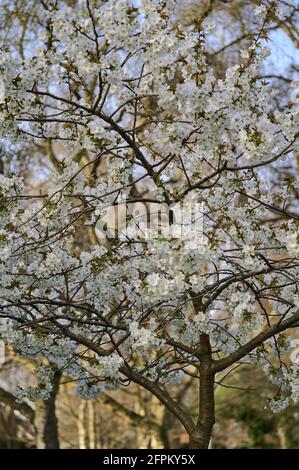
87,400,96,449
277,425,287,449
189,334,215,449
160,408,172,449
77,401,87,449
35,370,61,449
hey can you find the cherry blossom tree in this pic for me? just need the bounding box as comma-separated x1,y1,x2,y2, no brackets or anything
0,0,299,448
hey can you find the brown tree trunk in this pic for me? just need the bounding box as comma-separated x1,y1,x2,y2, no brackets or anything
189,334,215,449
35,370,61,449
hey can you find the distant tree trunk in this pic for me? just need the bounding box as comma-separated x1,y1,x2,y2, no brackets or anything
160,409,171,449
277,425,287,449
35,370,61,449
77,401,87,449
87,400,96,449
134,392,150,449
189,334,215,449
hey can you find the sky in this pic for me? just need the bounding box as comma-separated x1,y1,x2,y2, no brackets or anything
266,28,299,75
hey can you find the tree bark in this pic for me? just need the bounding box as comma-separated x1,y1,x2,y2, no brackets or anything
189,334,215,449
35,370,61,449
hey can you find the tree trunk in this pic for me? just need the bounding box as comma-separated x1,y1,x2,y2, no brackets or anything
87,400,96,449
35,370,61,449
189,334,215,449
77,401,87,449
160,408,172,449
277,425,287,449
